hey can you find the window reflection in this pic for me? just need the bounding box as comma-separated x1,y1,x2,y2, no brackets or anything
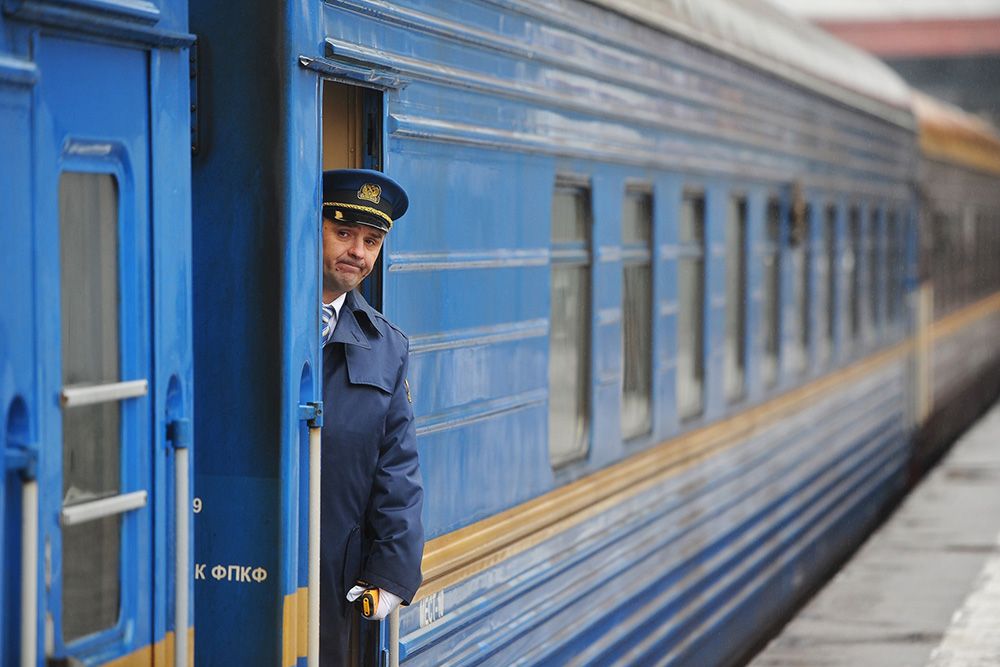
867,208,880,340
677,192,705,419
847,206,861,344
791,203,810,373
762,198,781,387
724,196,747,401
622,189,653,440
59,172,122,641
822,205,837,363
549,184,592,466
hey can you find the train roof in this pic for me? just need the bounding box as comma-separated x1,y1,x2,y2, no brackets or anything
586,0,915,128
913,91,1000,176
766,0,1000,21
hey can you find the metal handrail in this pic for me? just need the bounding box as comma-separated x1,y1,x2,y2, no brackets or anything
175,447,190,667
388,608,400,667
308,425,321,667
21,480,38,667
60,490,147,526
60,379,148,408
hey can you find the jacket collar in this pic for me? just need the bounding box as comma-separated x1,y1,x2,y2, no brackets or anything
330,290,384,347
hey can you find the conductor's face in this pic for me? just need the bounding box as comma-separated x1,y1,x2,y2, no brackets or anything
323,218,385,302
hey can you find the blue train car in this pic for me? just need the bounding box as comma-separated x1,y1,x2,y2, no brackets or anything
0,1,194,665
186,1,934,665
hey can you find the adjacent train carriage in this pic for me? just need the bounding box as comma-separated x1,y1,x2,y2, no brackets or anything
912,92,1000,465
190,0,931,665
0,1,195,665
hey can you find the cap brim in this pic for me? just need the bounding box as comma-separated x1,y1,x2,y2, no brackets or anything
323,206,391,234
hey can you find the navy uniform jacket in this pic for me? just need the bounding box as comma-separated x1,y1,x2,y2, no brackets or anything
320,289,424,665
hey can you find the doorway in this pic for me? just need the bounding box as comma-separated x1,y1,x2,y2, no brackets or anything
322,81,385,309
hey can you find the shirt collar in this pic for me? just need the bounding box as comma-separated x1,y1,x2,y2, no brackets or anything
331,293,347,319
324,290,386,346
325,293,347,322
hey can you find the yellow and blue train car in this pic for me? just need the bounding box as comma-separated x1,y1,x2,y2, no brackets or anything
187,0,928,665
4,0,1000,665
912,92,1000,467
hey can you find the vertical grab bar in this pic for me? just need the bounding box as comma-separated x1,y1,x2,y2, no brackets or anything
175,446,190,667
308,424,321,667
168,418,192,667
388,608,400,667
21,479,38,667
298,402,322,667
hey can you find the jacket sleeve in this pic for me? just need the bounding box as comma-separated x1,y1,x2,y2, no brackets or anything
361,346,424,604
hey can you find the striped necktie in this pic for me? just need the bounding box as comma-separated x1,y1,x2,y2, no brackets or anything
321,303,335,347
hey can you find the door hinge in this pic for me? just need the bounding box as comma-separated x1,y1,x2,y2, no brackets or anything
190,41,200,155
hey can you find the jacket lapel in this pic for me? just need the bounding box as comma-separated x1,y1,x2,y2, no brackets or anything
330,301,371,349
330,290,383,348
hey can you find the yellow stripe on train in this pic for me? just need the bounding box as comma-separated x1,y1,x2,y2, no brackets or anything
416,289,1000,603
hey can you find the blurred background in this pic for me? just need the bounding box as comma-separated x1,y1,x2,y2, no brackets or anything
770,0,1000,126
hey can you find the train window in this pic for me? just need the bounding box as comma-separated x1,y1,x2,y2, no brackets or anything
987,216,1000,290
944,215,952,304
677,191,705,420
993,214,1000,289
949,211,960,311
58,172,122,641
549,181,592,467
761,198,781,387
983,214,991,292
847,206,861,343
621,188,653,440
961,206,976,306
986,212,998,294
931,211,949,313
994,214,999,289
790,202,811,373
724,195,747,402
886,211,900,324
821,205,837,362
867,208,880,337
956,210,968,308
975,211,988,298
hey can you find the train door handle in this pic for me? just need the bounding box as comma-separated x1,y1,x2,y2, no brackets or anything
167,418,191,667
299,402,323,667
6,445,38,667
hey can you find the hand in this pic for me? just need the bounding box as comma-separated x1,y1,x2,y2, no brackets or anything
346,585,402,621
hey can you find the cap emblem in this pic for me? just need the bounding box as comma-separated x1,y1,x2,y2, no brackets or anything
357,183,382,204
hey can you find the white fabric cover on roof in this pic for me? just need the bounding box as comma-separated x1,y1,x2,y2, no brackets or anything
767,0,1000,21
587,0,913,123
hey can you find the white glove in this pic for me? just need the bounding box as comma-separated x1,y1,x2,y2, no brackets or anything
346,585,402,621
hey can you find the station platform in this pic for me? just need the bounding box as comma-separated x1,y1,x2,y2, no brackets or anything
749,402,1000,667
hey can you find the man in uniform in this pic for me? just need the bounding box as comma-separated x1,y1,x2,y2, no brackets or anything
319,169,424,664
